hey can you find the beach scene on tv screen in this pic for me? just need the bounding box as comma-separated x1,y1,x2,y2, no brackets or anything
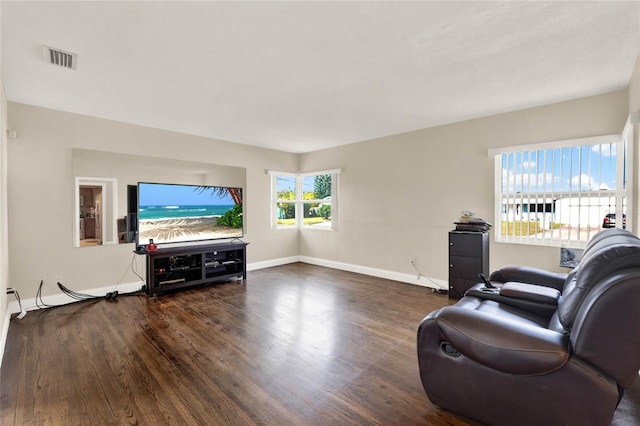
138,183,243,244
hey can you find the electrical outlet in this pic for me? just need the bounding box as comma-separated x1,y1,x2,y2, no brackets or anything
410,256,416,265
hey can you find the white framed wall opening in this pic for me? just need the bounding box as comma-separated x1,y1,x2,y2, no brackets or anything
74,177,119,247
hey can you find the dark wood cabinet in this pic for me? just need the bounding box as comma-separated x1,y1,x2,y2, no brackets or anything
144,242,247,296
449,231,489,299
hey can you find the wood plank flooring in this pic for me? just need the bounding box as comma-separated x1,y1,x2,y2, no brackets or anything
1,263,473,425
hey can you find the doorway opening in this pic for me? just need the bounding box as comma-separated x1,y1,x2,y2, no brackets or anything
79,185,103,247
74,177,118,248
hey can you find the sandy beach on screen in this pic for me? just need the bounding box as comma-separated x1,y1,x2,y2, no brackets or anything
138,216,241,243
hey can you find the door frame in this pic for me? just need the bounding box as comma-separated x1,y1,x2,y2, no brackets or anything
74,177,118,247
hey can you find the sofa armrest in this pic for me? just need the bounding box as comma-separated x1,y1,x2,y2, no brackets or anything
489,265,568,291
499,282,560,305
464,282,559,318
434,306,569,375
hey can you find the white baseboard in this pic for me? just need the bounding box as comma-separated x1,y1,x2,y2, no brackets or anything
1,281,139,369
1,258,446,369
298,256,447,290
246,256,300,271
0,309,10,368
248,256,447,290
7,280,145,314
8,257,442,314
7,256,445,315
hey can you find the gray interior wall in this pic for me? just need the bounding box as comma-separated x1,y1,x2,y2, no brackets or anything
7,102,299,300
3,86,635,301
299,90,629,282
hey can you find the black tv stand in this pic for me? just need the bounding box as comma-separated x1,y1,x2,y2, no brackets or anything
142,241,248,296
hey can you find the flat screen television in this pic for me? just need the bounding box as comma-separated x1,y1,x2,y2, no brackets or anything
136,182,243,246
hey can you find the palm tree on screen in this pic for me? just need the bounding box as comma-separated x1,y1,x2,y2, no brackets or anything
194,186,243,228
195,186,242,205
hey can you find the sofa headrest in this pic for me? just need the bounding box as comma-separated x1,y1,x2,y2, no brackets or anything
582,228,639,257
558,241,640,330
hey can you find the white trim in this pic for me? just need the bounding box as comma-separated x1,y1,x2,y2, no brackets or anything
623,114,636,231
616,138,626,227
270,174,277,229
268,169,342,176
6,258,448,312
300,168,342,176
6,280,144,314
247,256,300,271
494,155,503,240
296,173,303,228
331,172,339,230
247,256,447,290
298,256,447,290
75,177,119,247
266,170,297,176
488,134,621,157
0,309,10,368
0,258,445,367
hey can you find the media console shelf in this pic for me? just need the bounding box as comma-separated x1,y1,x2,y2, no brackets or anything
143,241,248,296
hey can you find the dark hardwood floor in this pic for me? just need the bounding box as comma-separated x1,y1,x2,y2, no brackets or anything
0,263,473,425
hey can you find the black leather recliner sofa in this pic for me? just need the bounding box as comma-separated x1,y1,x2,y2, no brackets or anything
417,228,640,426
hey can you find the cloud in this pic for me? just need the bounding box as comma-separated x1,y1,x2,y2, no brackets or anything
501,169,556,192
570,174,598,190
592,143,616,157
502,170,611,193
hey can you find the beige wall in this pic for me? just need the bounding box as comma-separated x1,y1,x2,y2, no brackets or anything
299,90,629,282
1,76,9,356
7,103,299,300
3,70,636,303
630,53,640,113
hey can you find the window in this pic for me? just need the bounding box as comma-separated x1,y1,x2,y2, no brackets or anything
274,173,297,228
490,134,629,247
270,169,340,230
301,172,335,229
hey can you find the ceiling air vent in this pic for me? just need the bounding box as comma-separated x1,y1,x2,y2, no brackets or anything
43,46,77,70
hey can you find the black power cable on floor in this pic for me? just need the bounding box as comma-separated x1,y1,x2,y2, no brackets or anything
6,287,26,319
56,282,101,301
56,281,145,301
35,280,59,309
33,279,146,311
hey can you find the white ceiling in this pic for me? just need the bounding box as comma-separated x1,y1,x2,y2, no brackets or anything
2,1,640,154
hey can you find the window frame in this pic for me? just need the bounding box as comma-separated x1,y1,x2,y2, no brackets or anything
300,171,338,230
489,133,630,248
272,171,299,229
269,169,340,231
